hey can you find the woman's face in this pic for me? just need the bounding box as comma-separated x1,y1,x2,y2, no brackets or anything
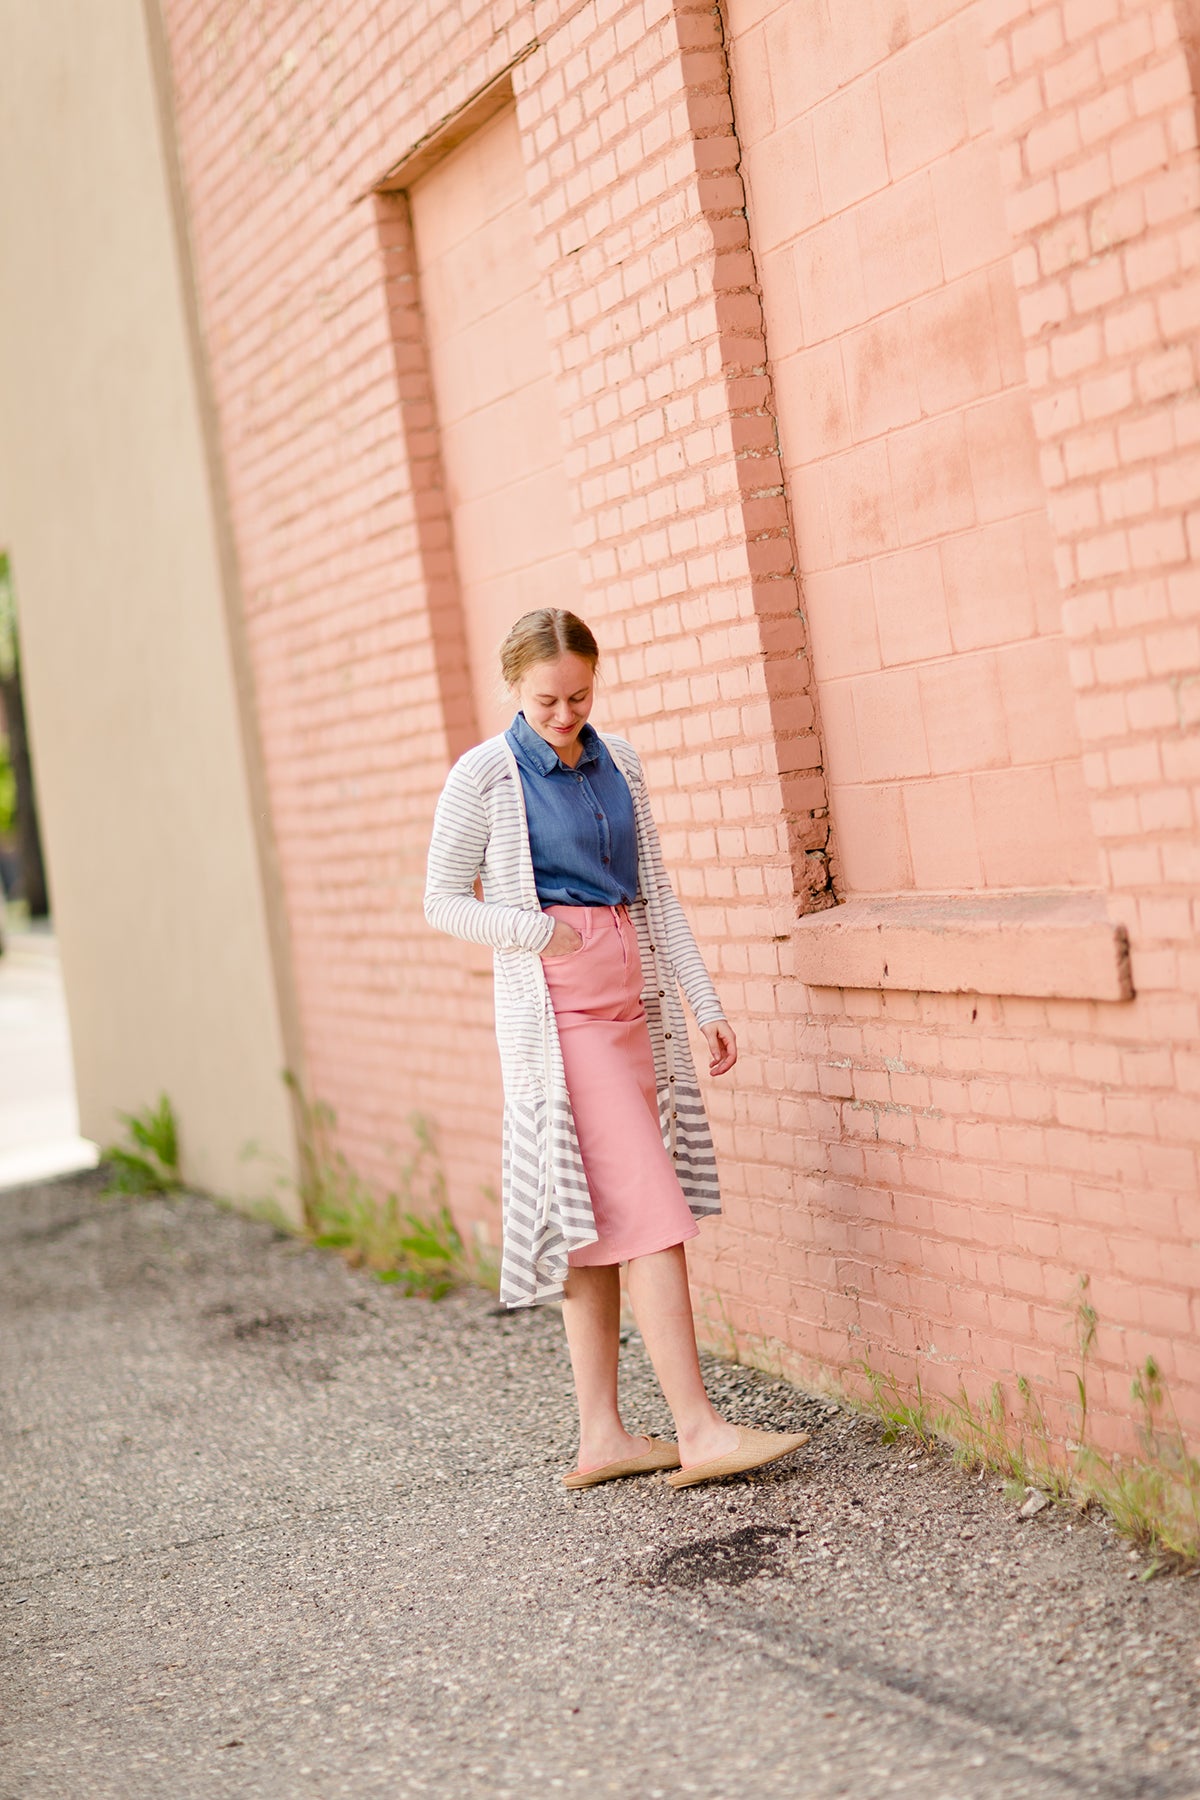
513,652,596,762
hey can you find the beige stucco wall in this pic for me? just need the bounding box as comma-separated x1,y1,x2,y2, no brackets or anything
0,0,300,1211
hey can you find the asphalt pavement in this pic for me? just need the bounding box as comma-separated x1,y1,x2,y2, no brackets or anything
3,1169,1199,1799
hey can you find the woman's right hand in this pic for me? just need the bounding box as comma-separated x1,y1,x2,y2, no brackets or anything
540,917,583,958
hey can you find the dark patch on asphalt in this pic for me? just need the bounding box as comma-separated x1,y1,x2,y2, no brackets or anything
228,1311,336,1342
636,1524,794,1590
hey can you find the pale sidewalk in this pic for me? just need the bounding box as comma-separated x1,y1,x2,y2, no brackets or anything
0,914,98,1188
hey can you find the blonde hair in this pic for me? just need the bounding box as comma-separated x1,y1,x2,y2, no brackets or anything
499,609,600,688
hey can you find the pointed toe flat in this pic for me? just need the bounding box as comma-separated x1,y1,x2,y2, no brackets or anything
666,1426,811,1490
563,1435,682,1490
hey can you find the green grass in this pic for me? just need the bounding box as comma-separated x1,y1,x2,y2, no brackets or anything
99,1093,182,1198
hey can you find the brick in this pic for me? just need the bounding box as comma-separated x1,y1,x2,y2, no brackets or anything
931,137,1015,282
790,214,871,344
940,518,1039,651
842,310,921,440
1136,344,1196,404
825,438,899,560
872,543,952,666
889,411,977,541
802,563,881,678
831,782,914,892
963,389,1046,523
995,636,1082,763
1024,107,1081,176
1060,151,1118,218
919,651,1009,775
854,173,945,314
853,667,931,781
811,79,890,216
1096,12,1156,79
739,117,821,256
1110,117,1170,186
877,24,969,180
910,270,1005,413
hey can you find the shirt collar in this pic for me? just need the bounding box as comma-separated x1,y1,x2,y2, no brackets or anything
510,710,601,776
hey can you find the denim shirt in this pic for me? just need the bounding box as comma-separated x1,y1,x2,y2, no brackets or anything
505,711,639,906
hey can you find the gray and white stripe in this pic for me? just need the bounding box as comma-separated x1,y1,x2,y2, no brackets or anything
424,732,724,1307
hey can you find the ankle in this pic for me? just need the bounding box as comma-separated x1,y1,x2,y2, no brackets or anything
676,1416,741,1466
670,1400,726,1438
575,1423,647,1472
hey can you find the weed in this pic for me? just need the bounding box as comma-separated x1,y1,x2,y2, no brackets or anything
99,1093,182,1198
843,1280,1198,1570
1076,1355,1200,1565
283,1071,488,1298
374,1208,467,1300
693,1283,743,1365
858,1360,938,1451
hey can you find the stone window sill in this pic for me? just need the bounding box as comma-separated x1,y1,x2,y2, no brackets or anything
792,892,1133,1003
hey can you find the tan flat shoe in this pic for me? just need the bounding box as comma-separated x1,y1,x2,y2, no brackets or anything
563,1435,681,1490
667,1425,810,1490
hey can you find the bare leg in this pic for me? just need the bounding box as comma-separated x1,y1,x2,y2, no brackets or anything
561,1263,653,1473
625,1245,740,1467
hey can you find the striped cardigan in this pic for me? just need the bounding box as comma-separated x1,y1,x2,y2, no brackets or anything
424,731,724,1307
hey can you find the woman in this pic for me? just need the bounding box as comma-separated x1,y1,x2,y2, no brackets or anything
424,608,808,1491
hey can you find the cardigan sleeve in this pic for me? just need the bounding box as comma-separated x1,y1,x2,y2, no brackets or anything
424,759,556,954
628,757,726,1029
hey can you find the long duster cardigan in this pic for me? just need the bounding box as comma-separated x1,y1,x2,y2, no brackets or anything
424,731,725,1307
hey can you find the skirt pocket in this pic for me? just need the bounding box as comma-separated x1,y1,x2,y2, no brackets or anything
541,905,593,960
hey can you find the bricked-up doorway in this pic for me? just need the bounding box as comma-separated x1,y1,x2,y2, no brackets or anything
725,0,1102,901
406,103,583,744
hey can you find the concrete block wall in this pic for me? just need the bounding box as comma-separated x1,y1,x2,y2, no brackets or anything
160,0,1199,1451
727,0,1100,897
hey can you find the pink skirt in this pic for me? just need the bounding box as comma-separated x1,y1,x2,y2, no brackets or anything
541,904,700,1267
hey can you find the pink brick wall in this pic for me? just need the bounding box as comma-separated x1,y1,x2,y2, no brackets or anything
161,0,1200,1453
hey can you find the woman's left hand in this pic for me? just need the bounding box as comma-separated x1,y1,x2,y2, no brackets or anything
701,1019,737,1077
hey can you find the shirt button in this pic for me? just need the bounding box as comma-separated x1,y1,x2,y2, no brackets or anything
658,988,665,997
664,1032,672,1040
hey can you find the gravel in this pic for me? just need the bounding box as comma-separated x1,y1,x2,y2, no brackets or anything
2,1169,1199,1799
